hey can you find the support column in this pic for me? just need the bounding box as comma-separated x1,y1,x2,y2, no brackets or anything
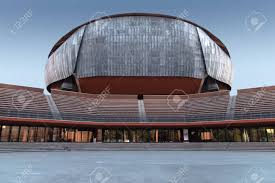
183,129,189,142
156,129,159,143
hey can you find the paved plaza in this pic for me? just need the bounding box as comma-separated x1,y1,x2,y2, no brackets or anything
0,151,275,183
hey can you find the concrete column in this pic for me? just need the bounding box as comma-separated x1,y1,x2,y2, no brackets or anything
156,129,159,143
183,129,189,142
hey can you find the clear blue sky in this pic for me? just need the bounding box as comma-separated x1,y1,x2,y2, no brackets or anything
0,0,274,94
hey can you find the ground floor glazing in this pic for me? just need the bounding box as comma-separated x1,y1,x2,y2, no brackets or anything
0,125,275,143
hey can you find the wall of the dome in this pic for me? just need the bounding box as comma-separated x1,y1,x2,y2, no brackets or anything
75,16,207,79
197,28,233,86
45,15,233,90
45,26,86,87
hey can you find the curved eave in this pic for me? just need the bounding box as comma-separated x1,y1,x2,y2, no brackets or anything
48,12,230,58
1,116,275,128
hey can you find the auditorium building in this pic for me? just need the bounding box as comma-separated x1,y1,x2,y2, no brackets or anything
0,13,275,143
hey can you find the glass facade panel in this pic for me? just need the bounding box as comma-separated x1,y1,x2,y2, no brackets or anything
81,131,89,143
136,130,143,143
258,128,268,142
168,130,176,142
75,130,82,142
242,129,250,142
0,125,273,143
117,129,123,143
123,129,130,143
267,128,275,142
131,130,136,142
28,127,37,142
53,128,62,142
201,131,213,141
226,129,234,142
249,128,259,142
89,131,93,142
158,129,168,143
103,129,111,143
103,129,117,143
150,129,156,142
19,126,29,142
189,130,200,142
45,128,53,142
143,129,150,143
110,130,117,143
233,128,242,142
218,129,226,142
176,130,182,142
36,127,45,142
10,126,19,142
66,129,75,142
212,129,219,142
1,126,11,142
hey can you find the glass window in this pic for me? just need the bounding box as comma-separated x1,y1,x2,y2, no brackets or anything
158,129,168,143
131,130,136,142
53,128,62,142
266,128,275,142
217,129,226,142
189,129,200,142
81,131,89,143
258,128,267,142
110,130,117,143
10,126,19,142
45,128,53,142
143,129,150,143
201,130,214,142
75,130,82,143
103,129,111,143
249,128,259,142
233,128,242,142
117,129,123,143
36,127,45,142
168,130,175,142
62,128,67,142
176,129,182,142
66,129,75,142
28,127,37,142
226,129,234,142
123,129,130,143
136,130,143,143
103,129,116,143
1,125,11,142
88,131,93,142
242,128,250,142
19,126,29,142
150,129,156,142
212,129,219,142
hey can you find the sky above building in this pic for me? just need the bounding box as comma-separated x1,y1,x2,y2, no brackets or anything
0,0,274,94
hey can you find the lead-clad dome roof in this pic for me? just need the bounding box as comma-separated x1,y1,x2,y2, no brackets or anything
45,13,233,91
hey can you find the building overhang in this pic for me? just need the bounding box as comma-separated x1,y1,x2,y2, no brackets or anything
1,116,275,128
